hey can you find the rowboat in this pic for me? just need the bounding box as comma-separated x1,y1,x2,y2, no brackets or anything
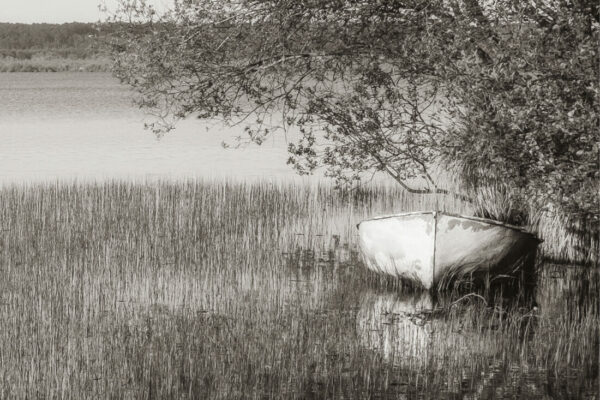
357,211,541,289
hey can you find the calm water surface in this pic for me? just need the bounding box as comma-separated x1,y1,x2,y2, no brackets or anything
0,72,304,183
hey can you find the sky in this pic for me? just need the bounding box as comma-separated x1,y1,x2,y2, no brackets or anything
0,0,169,24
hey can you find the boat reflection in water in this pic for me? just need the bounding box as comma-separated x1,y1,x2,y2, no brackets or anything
357,291,435,367
356,289,501,370
354,288,561,397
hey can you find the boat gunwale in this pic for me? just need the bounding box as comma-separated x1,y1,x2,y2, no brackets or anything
357,211,541,241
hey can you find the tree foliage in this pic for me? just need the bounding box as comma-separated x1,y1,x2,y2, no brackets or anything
107,0,599,219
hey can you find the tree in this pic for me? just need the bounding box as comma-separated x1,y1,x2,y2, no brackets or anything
107,0,599,221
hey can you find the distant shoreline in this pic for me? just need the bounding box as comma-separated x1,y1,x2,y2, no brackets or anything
0,22,112,71
0,56,110,72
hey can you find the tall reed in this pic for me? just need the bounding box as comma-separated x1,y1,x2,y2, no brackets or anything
0,181,595,398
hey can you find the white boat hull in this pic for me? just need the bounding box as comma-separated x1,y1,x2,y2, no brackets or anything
358,212,540,289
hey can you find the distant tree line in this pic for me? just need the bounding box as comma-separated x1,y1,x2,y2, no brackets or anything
0,23,109,59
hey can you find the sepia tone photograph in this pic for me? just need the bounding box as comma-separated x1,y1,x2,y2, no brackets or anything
0,0,598,398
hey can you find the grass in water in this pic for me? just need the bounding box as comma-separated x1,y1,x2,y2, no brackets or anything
0,181,596,398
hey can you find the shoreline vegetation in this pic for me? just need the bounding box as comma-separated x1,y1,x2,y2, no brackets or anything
0,180,596,398
0,55,111,72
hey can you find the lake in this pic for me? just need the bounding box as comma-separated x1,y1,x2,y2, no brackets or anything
0,72,597,398
0,72,304,184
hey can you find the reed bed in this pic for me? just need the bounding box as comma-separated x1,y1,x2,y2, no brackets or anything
0,181,596,399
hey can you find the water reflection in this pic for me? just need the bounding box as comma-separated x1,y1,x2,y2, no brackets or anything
357,291,434,366
356,289,504,370
353,265,598,398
